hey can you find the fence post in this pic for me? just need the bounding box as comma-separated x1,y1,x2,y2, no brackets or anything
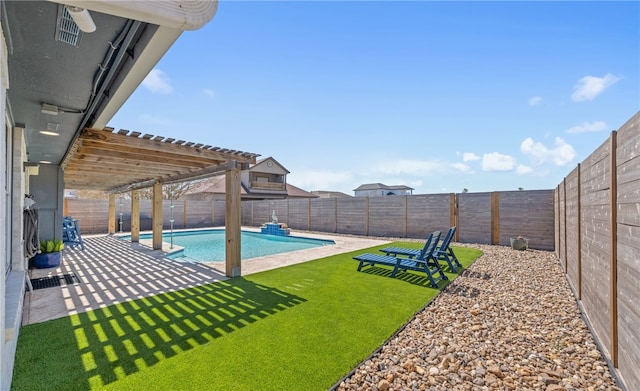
577,164,582,299
556,186,560,259
491,191,500,245
404,195,408,237
563,178,568,271
609,131,618,367
334,197,338,233
183,199,187,229
307,199,311,231
365,197,369,236
450,193,458,241
130,190,140,242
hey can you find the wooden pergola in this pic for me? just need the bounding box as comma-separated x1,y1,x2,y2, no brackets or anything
61,127,259,277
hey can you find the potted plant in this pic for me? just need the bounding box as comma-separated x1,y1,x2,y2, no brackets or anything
32,239,64,268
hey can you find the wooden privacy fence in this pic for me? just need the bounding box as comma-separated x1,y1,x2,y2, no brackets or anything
241,190,555,250
65,190,555,250
63,199,224,234
555,111,640,391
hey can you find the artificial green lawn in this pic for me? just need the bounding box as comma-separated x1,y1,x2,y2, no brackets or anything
13,243,482,391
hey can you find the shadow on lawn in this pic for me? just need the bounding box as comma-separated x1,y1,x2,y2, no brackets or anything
359,266,450,288
15,278,306,390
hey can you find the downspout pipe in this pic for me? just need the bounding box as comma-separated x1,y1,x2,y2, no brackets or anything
60,20,143,164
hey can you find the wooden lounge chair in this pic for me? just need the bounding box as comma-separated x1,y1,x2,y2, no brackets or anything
353,231,447,288
381,227,461,273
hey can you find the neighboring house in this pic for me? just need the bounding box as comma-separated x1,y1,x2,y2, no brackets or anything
353,183,414,197
182,157,318,201
311,191,353,198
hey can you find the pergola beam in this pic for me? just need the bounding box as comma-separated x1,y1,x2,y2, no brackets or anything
62,127,260,277
105,160,243,194
63,127,258,193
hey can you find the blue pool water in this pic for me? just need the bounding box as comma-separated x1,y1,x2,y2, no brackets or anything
124,230,335,262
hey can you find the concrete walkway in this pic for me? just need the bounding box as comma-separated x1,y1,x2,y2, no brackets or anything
23,229,389,325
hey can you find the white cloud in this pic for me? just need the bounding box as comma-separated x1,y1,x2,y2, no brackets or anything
566,120,608,134
288,170,353,192
202,89,216,98
462,152,480,162
516,165,534,175
528,96,543,106
409,179,424,189
571,73,619,102
376,159,441,176
452,162,472,173
142,69,173,94
482,152,516,171
520,137,575,166
137,114,177,127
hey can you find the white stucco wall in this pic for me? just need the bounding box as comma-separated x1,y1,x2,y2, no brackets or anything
2,22,27,391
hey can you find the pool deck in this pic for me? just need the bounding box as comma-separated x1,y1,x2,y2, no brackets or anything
23,228,389,325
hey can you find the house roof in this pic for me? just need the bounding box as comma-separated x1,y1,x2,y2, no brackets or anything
188,175,230,194
353,183,415,191
286,184,319,198
184,176,317,199
253,157,290,174
311,191,353,198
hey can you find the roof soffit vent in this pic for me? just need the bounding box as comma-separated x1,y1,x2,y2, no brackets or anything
55,4,82,47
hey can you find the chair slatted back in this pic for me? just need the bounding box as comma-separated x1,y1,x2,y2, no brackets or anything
420,230,441,260
439,226,456,251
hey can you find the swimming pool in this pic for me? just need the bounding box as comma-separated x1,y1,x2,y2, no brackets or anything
125,229,335,262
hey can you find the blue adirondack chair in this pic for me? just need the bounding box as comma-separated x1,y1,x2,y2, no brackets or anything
381,227,461,272
62,216,85,250
353,231,447,288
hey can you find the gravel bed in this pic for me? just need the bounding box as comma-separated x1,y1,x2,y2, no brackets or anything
335,244,621,391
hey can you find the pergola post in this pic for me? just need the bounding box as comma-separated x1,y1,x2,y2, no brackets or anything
225,166,242,277
130,189,140,242
152,182,163,250
108,194,116,234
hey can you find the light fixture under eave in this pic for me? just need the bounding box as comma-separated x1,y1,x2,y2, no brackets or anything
41,103,59,116
24,162,40,176
65,5,96,33
40,122,60,136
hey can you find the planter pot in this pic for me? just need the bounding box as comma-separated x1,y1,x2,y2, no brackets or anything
510,238,529,251
32,252,62,268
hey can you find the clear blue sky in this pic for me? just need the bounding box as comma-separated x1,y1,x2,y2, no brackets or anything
109,1,639,195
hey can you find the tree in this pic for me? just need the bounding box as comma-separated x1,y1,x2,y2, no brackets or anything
114,179,207,200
